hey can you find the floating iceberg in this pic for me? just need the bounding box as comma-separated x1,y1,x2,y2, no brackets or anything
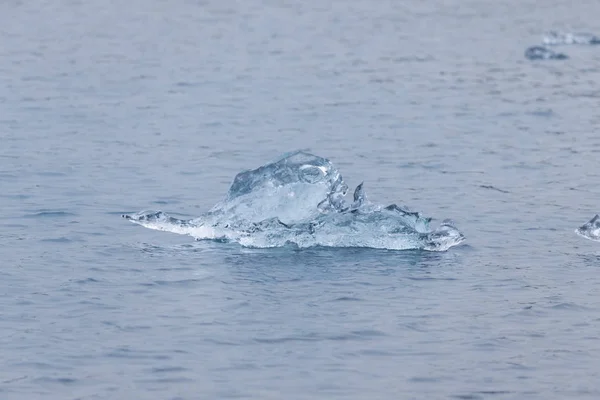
524,31,600,61
576,215,600,242
543,31,600,46
123,151,465,251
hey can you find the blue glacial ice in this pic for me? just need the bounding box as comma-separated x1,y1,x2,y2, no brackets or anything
123,151,465,251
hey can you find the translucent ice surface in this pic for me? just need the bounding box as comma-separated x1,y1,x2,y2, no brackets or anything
124,151,465,251
576,215,600,242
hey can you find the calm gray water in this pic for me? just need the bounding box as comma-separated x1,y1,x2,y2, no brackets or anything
2,0,600,399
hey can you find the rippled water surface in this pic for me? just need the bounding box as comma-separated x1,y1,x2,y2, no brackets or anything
2,0,600,399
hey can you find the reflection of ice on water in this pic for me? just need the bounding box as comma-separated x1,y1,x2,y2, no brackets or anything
124,151,465,251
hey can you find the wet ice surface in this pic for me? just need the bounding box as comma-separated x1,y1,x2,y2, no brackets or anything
525,46,568,60
3,0,600,399
125,151,465,251
576,215,600,241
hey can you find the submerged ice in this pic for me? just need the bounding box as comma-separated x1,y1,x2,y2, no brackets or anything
124,151,465,251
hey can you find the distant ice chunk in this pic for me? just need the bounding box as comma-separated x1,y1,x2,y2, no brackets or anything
543,31,600,46
576,215,600,241
525,46,568,60
124,151,465,251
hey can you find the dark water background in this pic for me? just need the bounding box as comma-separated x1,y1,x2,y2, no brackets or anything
2,0,600,398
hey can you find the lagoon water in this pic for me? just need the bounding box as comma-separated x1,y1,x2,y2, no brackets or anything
2,0,600,399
